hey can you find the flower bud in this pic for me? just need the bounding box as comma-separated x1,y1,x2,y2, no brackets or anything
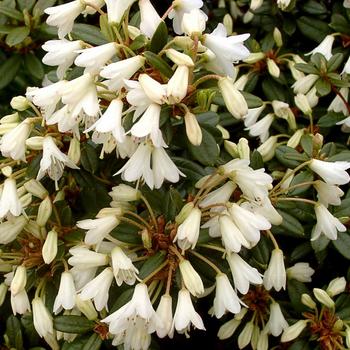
273,27,283,47
0,123,19,135
138,74,166,104
326,277,347,297
179,260,204,297
0,282,7,306
281,320,308,342
237,138,250,160
75,294,98,320
223,14,233,35
244,52,265,64
267,58,280,78
36,196,52,227
346,326,350,348
0,112,19,124
24,179,48,199
42,229,58,264
295,94,312,115
127,25,141,39
141,228,152,249
287,129,304,148
175,202,194,224
313,288,335,308
10,265,27,295
68,137,81,165
1,166,12,177
10,96,30,111
257,136,278,162
165,49,194,67
184,112,202,146
224,140,239,158
25,220,41,239
250,0,263,10
238,321,254,349
26,136,44,150
20,193,32,208
167,65,189,104
301,293,316,309
218,318,241,339
156,294,173,338
334,319,343,331
96,207,123,218
312,133,324,151
216,125,230,139
109,184,141,202
173,37,194,50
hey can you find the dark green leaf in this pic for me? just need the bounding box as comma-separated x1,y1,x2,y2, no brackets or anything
296,16,331,42
54,316,95,334
250,150,264,170
24,53,44,80
327,150,350,162
172,157,207,181
6,26,30,46
275,145,308,168
332,232,350,259
112,222,142,244
17,0,36,11
273,210,304,237
164,187,184,221
0,55,21,89
300,134,313,157
240,91,263,108
143,51,173,78
288,340,311,350
196,112,220,126
334,197,350,218
251,235,271,265
110,288,133,312
81,143,99,174
291,242,313,261
0,24,14,34
262,78,288,102
149,20,167,53
72,23,107,45
130,34,148,51
288,171,314,196
32,0,56,16
315,78,331,96
330,14,350,35
82,333,102,350
317,112,347,127
0,5,24,20
288,279,310,312
327,53,344,72
6,315,23,350
294,63,319,75
139,251,166,279
301,0,327,15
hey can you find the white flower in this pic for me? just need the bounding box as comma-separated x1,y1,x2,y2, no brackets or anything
344,0,350,8
213,273,242,318
60,73,99,117
111,246,139,286
179,260,204,297
10,265,27,296
168,0,204,35
77,215,120,245
295,94,312,115
167,65,189,104
326,277,347,297
100,55,145,91
257,136,278,162
306,35,335,60
32,297,54,338
263,248,286,291
36,136,79,186
292,74,318,94
104,0,137,24
309,159,350,185
11,289,31,315
152,146,185,189
0,216,27,244
204,24,250,77
277,0,291,10
226,252,263,294
286,262,315,282
156,294,173,338
174,207,202,250
314,181,344,207
80,267,114,311
70,266,97,290
138,74,167,105
45,0,84,39
312,203,346,241
246,113,274,143
0,178,22,218
181,8,208,36
68,246,108,269
0,119,31,161
53,271,76,314
75,43,118,74
266,302,288,336
199,181,236,208
109,184,141,202
171,289,205,337
139,0,162,38
130,103,166,147
281,320,309,342
184,111,202,146
243,105,266,127
328,87,349,116
42,39,82,79
42,229,58,264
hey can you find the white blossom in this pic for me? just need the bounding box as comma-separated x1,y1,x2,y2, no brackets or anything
32,297,54,338
309,159,350,185
53,271,76,314
314,181,344,207
156,294,173,338
306,35,335,60
104,0,137,24
287,262,315,283
266,302,288,336
111,246,139,286
181,8,208,36
0,178,22,218
139,0,162,38
11,289,31,315
246,113,274,143
263,248,286,291
179,260,204,297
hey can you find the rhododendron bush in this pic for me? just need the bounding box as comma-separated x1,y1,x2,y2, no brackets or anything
0,0,350,349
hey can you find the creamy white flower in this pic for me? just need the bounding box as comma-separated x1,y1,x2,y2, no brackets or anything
281,320,309,342
0,119,31,161
111,246,139,286
100,55,145,91
217,318,241,340
156,294,173,338
199,181,236,209
213,273,242,318
77,215,120,245
11,289,31,315
263,248,286,291
250,0,263,10
286,262,315,282
179,260,204,297
10,265,27,296
45,0,84,38
174,207,201,250
246,113,274,143
105,0,137,23
326,277,347,297
292,74,318,94
312,203,346,241
328,87,349,116
267,58,280,78
165,49,194,67
32,297,54,338
68,246,108,269
168,0,204,34
257,136,278,162
266,302,288,336
0,178,22,218
204,24,250,77
80,267,114,311
42,39,82,79
60,73,99,117
138,74,167,105
227,253,263,294
45,105,80,134
306,35,335,60
0,216,27,244
139,0,162,38
109,184,141,202
36,136,79,185
167,65,189,104
314,180,344,207
309,159,350,185
243,105,266,127
70,266,97,290
42,229,58,264
181,8,208,36
53,271,76,314
277,0,291,10
171,289,205,337
306,87,319,108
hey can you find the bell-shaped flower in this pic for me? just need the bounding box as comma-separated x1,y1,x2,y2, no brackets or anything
167,65,189,104
10,265,27,296
286,262,315,282
45,0,84,39
243,105,266,127
53,271,76,314
306,35,335,60
138,74,167,105
309,159,350,185
181,8,208,36
156,294,173,338
139,0,162,38
179,260,204,297
328,87,349,116
171,289,205,337
70,265,97,290
32,297,54,338
292,74,318,94
111,246,139,286
75,42,118,74
68,246,108,269
0,216,27,244
265,302,288,336
263,248,286,291
314,181,344,207
0,178,22,218
246,113,274,143
312,203,346,241
326,277,347,297
11,289,31,315
213,273,242,318
104,0,137,24
199,181,236,209
204,24,250,77
226,252,263,294
80,267,114,311
42,39,82,79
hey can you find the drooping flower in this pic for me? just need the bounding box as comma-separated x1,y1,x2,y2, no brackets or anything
10,265,27,296
156,294,173,338
104,0,137,24
263,248,286,291
167,65,189,104
0,178,22,218
314,181,344,207
179,260,204,297
309,159,350,185
32,297,54,338
10,289,31,315
42,229,58,264
139,0,162,38
53,271,76,314
246,113,274,143
111,246,139,286
0,216,27,244
286,262,315,282
181,8,208,36
68,246,108,269
306,35,335,60
265,302,288,336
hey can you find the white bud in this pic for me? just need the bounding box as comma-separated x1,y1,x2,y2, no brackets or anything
244,52,265,64
267,58,280,78
237,138,250,160
24,179,48,199
313,288,335,308
26,136,44,150
295,94,312,115
216,125,230,139
273,27,283,47
223,14,233,35
165,49,194,67
301,293,316,309
175,202,194,224
167,65,189,104
109,184,141,202
36,196,52,227
10,265,27,295
75,294,98,320
0,283,7,306
179,260,204,297
257,136,278,162
0,112,19,124
326,277,347,297
68,137,81,165
42,229,58,264
10,96,30,111
281,320,308,342
287,129,304,148
224,140,239,158
184,112,202,146
2,166,12,177
0,123,19,135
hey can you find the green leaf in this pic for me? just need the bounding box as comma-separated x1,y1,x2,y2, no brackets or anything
327,53,344,72
301,0,327,15
112,222,142,244
294,63,319,75
0,24,14,34
332,232,350,259
251,235,271,265
6,315,23,350
187,127,219,166
110,288,133,312
296,16,331,42
164,187,184,221
315,78,331,96
32,0,56,16
172,157,206,181
53,316,95,334
99,14,115,42
149,20,168,53
17,0,36,11
327,150,350,162
317,112,347,127
250,150,264,170
311,234,330,252
275,145,308,168
82,333,102,350
288,280,310,312
143,51,173,78
24,53,44,80
334,197,350,218
240,91,263,108
273,210,304,237
262,79,288,102
130,34,148,51
0,55,21,89
288,340,311,350
81,143,99,174
196,112,220,126
0,5,24,20
72,23,107,45
300,134,313,157
288,171,314,196
139,251,166,279
6,26,30,46
291,242,313,261
330,14,350,35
